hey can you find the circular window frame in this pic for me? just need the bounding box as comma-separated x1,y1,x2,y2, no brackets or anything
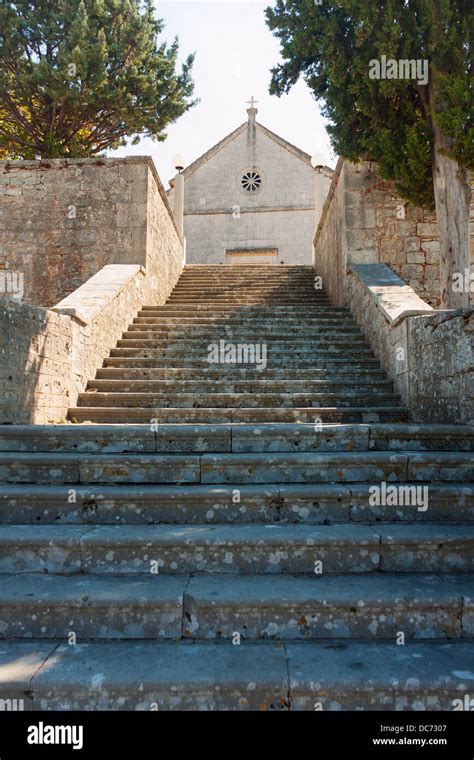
238,167,264,196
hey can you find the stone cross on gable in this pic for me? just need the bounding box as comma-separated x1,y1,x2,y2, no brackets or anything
246,96,259,110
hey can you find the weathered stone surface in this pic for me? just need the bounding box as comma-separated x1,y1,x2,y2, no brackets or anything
440,575,474,636
183,573,462,640
349,483,474,522
0,574,186,639
368,423,474,451
231,424,370,452
0,157,182,306
344,266,473,424
313,159,469,308
201,452,408,483
0,264,472,711
0,525,85,572
0,641,56,710
287,641,474,710
0,158,184,425
79,523,380,574
30,641,290,710
377,524,474,572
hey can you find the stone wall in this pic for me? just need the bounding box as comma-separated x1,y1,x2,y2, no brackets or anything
0,265,156,424
0,155,185,424
314,159,474,308
346,264,473,424
407,308,473,424
0,156,183,306
0,299,73,423
312,160,346,306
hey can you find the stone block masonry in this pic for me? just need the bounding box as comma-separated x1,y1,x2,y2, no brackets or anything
0,157,183,307
0,265,151,423
347,264,473,424
173,119,332,266
314,159,474,308
0,157,184,423
313,160,473,423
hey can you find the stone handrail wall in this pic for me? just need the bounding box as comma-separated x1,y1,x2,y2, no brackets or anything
347,264,473,424
313,159,473,423
0,265,153,423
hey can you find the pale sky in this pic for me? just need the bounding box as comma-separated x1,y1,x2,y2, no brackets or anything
109,1,336,188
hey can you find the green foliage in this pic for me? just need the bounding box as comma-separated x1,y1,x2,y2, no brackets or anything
266,0,473,208
0,0,197,158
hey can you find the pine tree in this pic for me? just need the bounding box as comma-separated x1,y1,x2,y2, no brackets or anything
0,0,196,159
266,0,473,308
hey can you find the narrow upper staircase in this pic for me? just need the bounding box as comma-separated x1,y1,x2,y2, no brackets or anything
70,265,406,423
0,265,472,711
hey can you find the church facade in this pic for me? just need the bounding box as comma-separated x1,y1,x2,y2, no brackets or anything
168,101,333,266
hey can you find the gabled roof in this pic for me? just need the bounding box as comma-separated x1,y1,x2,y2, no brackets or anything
178,120,334,181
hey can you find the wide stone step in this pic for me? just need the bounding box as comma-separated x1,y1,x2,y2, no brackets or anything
77,392,400,409
117,336,368,348
0,639,471,710
0,523,471,574
68,406,408,423
140,305,350,313
96,367,389,380
166,295,330,306
128,325,362,337
133,314,358,322
122,324,365,336
87,380,393,394
172,289,319,296
1,482,471,524
166,295,331,308
106,353,380,367
140,310,348,318
0,572,470,640
0,451,470,484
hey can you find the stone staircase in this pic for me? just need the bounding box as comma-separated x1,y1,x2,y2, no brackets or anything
0,264,472,710
70,265,406,423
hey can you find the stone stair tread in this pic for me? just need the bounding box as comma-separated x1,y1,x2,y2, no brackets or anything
5,449,471,481
0,571,470,610
0,571,188,604
184,571,472,605
1,521,472,544
68,407,409,424
0,522,472,580
0,639,472,710
0,482,471,525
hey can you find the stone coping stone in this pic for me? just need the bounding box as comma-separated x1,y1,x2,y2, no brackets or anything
53,264,144,325
351,263,433,326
